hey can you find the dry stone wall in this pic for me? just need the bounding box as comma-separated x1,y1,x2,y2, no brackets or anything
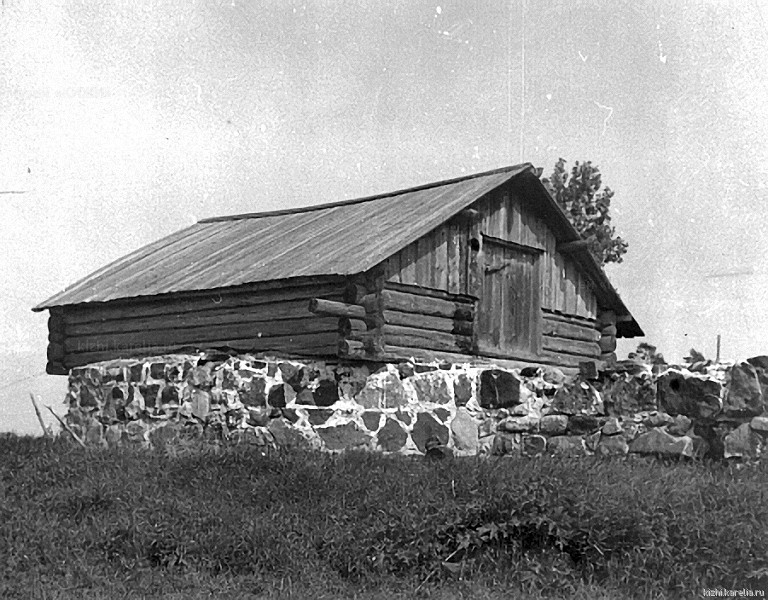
63,352,768,461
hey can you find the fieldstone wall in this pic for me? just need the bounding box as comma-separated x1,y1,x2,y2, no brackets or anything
63,352,768,461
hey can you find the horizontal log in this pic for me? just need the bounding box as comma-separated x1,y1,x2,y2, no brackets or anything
360,293,384,315
308,298,367,319
344,282,368,304
348,330,385,354
48,313,65,333
542,319,600,343
383,324,472,347
338,339,367,359
46,361,69,376
48,330,65,344
64,279,346,325
599,336,617,353
381,289,474,321
541,309,597,326
600,323,618,337
542,336,600,358
65,317,340,354
556,239,590,253
64,331,341,367
65,298,333,336
383,281,476,303
383,330,473,354
381,345,578,377
338,318,367,337
382,310,473,336
47,342,65,362
540,349,595,369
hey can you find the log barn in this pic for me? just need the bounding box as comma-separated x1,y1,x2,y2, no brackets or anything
35,163,643,375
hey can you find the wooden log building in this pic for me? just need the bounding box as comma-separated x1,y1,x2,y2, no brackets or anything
35,164,643,375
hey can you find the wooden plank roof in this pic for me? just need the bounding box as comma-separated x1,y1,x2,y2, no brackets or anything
33,162,643,336
35,165,528,309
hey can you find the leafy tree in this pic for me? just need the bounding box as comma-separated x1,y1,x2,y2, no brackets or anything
541,158,628,266
629,342,666,366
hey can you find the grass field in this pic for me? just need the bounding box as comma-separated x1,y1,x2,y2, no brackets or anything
1,434,766,599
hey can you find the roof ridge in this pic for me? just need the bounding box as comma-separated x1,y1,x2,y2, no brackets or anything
199,163,533,223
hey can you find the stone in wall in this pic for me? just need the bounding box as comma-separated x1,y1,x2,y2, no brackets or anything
450,408,478,454
479,369,520,409
596,434,629,456
551,379,602,416
547,436,586,457
500,415,539,433
411,412,449,453
723,423,762,460
361,411,383,431
567,414,601,435
408,370,452,404
355,367,408,409
601,417,622,436
723,362,764,418
667,415,692,436
599,370,657,416
377,418,408,452
539,415,568,435
628,428,693,458
62,351,768,463
491,432,520,456
746,356,768,400
268,418,310,450
316,423,371,451
453,373,473,406
521,434,546,457
657,370,722,420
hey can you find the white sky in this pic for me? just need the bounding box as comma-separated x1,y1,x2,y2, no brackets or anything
2,0,768,433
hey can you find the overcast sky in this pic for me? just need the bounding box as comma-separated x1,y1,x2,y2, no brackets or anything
2,0,767,433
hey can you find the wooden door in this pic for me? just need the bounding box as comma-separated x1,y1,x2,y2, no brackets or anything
478,236,541,356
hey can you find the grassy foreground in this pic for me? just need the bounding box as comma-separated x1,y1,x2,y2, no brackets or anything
1,434,766,599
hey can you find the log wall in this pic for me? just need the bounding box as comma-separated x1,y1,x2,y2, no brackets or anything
378,282,476,357
52,277,348,370
541,309,601,368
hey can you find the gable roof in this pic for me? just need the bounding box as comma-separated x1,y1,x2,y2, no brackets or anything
33,163,642,336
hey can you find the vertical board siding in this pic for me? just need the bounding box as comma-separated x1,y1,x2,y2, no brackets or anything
380,181,599,359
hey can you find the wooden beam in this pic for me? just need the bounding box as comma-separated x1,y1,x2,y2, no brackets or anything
64,331,341,367
380,345,578,377
557,240,590,253
382,310,473,336
46,361,68,376
382,324,473,352
542,336,601,358
380,289,475,321
308,298,367,319
541,308,597,326
542,320,601,343
338,339,367,359
482,233,544,254
66,298,327,336
64,317,340,354
64,281,346,326
383,281,476,303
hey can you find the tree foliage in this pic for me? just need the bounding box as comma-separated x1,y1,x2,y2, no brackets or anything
629,342,666,366
542,158,628,266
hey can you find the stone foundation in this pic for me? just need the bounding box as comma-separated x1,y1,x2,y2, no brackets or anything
63,352,768,461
